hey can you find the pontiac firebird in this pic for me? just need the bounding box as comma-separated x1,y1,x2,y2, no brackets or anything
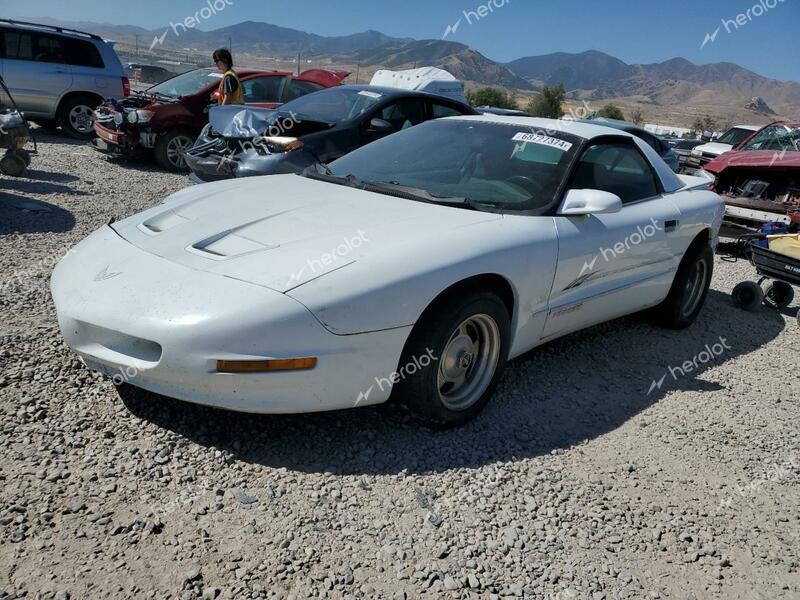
51,116,724,426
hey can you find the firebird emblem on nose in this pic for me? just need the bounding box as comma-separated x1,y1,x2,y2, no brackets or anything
94,265,122,282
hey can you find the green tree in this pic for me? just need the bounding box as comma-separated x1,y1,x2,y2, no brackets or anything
597,104,625,121
690,115,718,137
629,108,645,126
466,87,517,109
526,84,565,119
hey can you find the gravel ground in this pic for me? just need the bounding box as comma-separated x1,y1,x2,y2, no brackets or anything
1,129,799,600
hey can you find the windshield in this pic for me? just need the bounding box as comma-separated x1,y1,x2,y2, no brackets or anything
279,87,385,123
741,124,800,152
328,119,581,211
717,127,755,146
149,69,222,98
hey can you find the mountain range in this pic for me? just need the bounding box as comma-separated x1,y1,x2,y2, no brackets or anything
16,17,800,116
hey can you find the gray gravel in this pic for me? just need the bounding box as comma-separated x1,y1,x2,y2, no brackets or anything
1,128,799,599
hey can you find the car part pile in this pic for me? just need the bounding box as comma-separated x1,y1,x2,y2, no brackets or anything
0,74,35,177
718,168,800,230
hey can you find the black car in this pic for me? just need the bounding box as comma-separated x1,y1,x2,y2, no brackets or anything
579,118,680,172
184,84,477,182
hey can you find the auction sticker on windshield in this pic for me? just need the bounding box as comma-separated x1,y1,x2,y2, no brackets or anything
358,91,383,99
512,132,573,152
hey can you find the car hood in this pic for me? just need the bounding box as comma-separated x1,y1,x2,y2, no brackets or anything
693,142,732,156
111,174,501,293
209,106,334,140
704,150,800,174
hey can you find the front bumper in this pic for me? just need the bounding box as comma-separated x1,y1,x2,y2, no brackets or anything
51,226,411,413
92,122,147,157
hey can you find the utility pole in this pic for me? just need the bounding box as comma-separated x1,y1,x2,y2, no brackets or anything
228,36,232,52
355,64,360,84
296,50,301,75
134,34,139,57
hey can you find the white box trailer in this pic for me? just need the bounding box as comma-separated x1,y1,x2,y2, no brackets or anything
369,67,468,104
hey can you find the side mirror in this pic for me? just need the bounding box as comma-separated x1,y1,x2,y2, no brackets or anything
559,189,622,216
368,118,393,134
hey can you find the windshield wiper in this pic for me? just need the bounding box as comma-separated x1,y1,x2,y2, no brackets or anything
301,164,366,189
366,180,495,211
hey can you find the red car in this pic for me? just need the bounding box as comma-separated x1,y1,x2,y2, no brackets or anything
704,121,800,230
91,67,348,171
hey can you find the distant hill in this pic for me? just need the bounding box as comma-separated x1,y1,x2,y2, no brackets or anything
505,50,800,114
331,40,532,90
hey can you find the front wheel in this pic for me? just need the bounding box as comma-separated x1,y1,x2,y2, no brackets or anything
650,243,714,329
58,95,99,139
392,291,510,427
155,129,195,172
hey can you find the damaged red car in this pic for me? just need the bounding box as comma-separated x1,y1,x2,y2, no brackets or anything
91,67,348,171
704,121,800,231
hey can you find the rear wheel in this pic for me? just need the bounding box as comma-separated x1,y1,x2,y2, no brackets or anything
732,281,764,311
651,243,714,329
392,291,510,428
764,281,794,309
155,129,195,172
58,95,99,139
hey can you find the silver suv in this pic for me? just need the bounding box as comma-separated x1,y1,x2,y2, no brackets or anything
0,19,127,138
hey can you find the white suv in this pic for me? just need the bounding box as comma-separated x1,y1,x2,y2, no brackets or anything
0,19,128,138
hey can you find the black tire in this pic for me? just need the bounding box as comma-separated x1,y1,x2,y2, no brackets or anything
764,281,795,309
15,149,31,167
58,95,99,139
392,291,510,428
0,152,27,177
650,242,714,329
732,281,764,311
154,129,195,172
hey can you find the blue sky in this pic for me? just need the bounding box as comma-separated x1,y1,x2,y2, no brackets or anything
4,0,799,82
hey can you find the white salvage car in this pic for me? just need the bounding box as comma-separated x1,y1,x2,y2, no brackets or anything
52,116,724,426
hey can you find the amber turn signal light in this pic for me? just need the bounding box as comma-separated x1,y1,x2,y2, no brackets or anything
216,357,317,373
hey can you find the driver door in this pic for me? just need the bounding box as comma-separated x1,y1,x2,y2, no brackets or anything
542,138,684,340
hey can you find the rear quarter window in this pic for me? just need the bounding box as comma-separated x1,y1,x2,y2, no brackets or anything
64,39,105,68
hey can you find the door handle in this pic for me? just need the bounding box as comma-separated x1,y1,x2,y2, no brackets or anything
664,219,679,232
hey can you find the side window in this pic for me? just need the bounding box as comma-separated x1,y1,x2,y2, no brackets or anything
431,102,463,119
284,80,323,102
31,32,65,64
243,76,284,103
569,142,659,204
3,30,35,60
378,99,426,133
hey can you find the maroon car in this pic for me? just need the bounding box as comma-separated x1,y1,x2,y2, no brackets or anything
704,121,800,230
91,67,348,171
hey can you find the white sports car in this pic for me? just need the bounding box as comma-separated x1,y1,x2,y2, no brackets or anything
52,116,724,426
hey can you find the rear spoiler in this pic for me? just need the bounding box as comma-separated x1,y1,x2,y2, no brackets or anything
678,172,714,191
297,69,350,87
